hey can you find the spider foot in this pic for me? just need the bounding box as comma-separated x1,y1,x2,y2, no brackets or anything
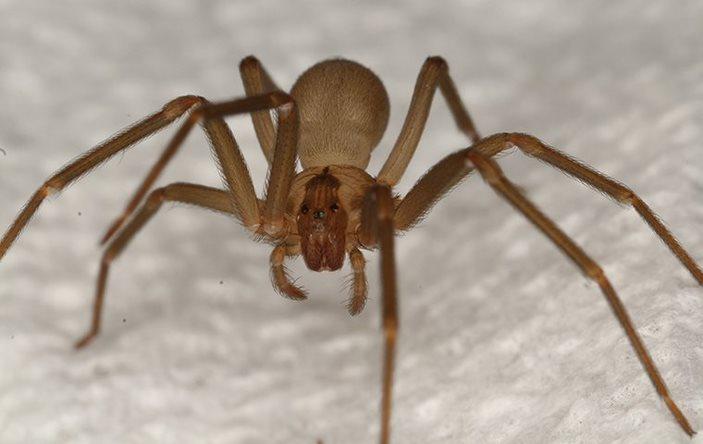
74,330,99,349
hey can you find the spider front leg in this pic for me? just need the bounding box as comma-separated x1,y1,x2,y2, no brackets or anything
101,89,298,245
0,95,202,260
398,132,703,285
494,133,703,285
101,57,284,243
395,133,699,437
465,151,695,436
360,184,398,444
202,92,299,235
75,92,299,348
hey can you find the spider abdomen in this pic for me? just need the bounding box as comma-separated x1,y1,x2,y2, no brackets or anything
291,59,390,170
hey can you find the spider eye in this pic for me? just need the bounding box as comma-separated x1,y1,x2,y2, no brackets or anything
301,204,309,214
330,203,339,212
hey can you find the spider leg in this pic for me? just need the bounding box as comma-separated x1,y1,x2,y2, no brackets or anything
101,91,297,244
377,56,481,186
394,149,473,231
466,151,695,437
0,95,202,261
360,184,398,444
74,182,237,349
239,55,282,164
98,99,208,244
392,134,514,230
497,132,703,285
396,132,703,285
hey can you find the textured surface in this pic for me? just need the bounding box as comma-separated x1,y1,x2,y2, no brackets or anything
1,1,702,443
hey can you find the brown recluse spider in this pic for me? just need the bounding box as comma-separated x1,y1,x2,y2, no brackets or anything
1,56,700,442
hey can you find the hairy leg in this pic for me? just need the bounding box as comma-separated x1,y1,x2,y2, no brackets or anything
498,133,703,285
0,95,201,260
393,134,508,230
377,56,481,186
360,184,398,444
466,151,695,436
101,91,298,244
239,55,282,164
75,182,237,348
394,149,471,231
397,132,702,287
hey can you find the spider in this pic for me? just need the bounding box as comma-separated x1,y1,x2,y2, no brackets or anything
1,56,700,442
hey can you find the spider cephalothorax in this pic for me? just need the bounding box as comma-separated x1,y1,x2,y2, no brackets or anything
1,55,700,443
278,163,375,306
296,168,348,272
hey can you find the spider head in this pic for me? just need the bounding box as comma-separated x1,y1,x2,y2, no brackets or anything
297,169,348,271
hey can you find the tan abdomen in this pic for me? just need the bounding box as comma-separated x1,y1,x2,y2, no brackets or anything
291,59,390,170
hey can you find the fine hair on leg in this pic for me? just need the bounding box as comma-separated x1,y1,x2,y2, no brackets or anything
466,151,695,436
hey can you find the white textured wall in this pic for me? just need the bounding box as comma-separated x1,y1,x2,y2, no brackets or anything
1,1,702,443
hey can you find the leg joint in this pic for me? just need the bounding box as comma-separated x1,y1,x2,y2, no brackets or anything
585,263,605,282
425,56,448,72
507,133,542,155
621,189,637,205
239,55,260,72
163,95,205,120
41,181,62,196
270,244,286,266
269,91,296,116
349,248,366,271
